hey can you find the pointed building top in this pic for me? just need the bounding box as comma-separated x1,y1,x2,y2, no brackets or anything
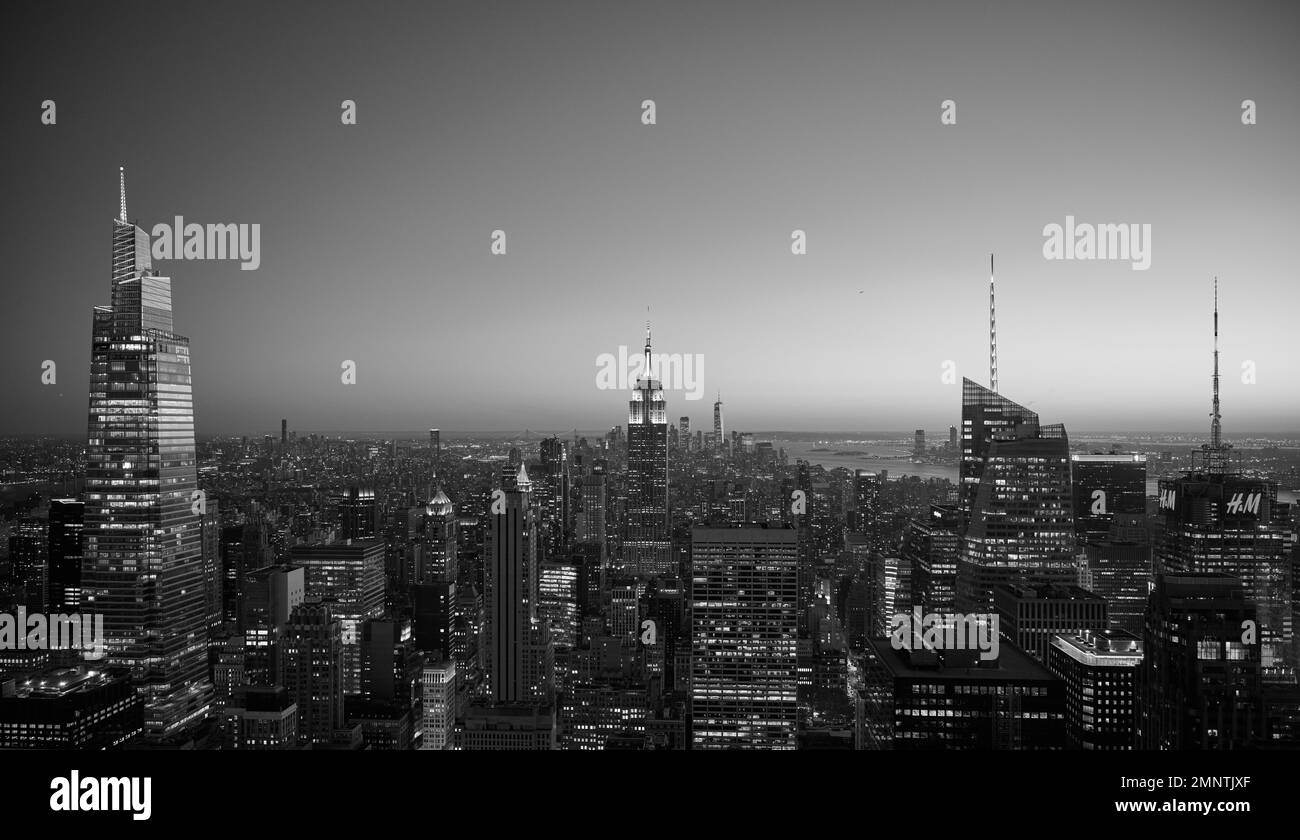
1202,276,1231,473
427,487,453,515
118,167,128,224
989,252,998,394
516,463,531,491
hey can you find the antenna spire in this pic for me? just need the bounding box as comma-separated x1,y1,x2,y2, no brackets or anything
118,166,128,223
1201,277,1231,474
989,252,998,393
1211,276,1221,450
643,312,654,381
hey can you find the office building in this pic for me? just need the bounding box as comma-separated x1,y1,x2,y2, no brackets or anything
0,666,143,749
994,583,1108,664
47,500,84,612
690,524,799,749
856,638,1065,750
1139,573,1262,749
1048,629,1142,750
625,324,672,577
290,539,386,694
82,170,211,741
1071,453,1146,541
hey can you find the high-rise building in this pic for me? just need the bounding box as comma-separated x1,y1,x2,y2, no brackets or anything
856,638,1066,750
290,540,386,694
1139,573,1262,749
339,487,379,541
537,560,580,648
848,470,881,538
957,380,1075,613
240,564,305,687
537,437,570,564
1071,454,1147,541
47,500,85,612
958,378,1039,522
200,501,223,637
420,659,457,750
429,428,440,457
1082,516,1151,637
1048,629,1142,750
903,504,961,614
485,465,552,705
284,600,346,747
1154,282,1293,666
410,489,457,584
229,685,298,750
678,416,690,451
9,516,47,610
713,394,724,453
576,471,607,553
82,169,212,741
625,323,671,577
0,666,143,749
913,429,925,459
458,704,556,750
993,583,1108,664
949,425,958,451
690,524,798,749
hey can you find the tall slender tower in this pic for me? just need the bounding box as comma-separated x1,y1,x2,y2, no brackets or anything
989,253,998,394
1203,277,1230,474
83,169,212,740
713,393,724,452
625,321,671,576
1156,280,1292,666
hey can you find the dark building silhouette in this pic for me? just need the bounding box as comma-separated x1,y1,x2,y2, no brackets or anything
1139,573,1262,749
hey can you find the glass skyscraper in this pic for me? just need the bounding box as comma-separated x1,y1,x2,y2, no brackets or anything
82,169,212,741
957,380,1075,614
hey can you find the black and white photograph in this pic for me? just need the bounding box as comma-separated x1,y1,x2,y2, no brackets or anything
0,0,1296,823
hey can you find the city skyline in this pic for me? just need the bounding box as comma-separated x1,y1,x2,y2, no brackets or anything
3,1,1298,436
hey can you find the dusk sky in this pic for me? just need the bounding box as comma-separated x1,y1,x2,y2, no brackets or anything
2,0,1297,437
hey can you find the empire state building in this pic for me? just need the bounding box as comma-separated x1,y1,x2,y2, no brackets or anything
624,323,672,577
82,169,212,741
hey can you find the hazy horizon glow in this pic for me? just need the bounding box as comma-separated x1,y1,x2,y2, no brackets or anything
3,1,1297,437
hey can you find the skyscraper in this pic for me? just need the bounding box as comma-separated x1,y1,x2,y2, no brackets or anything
624,323,671,577
957,380,1075,613
713,393,724,452
1139,574,1262,749
1071,453,1147,541
339,487,378,541
485,465,552,705
289,539,386,694
690,524,798,750
958,378,1039,522
1048,629,1143,750
82,169,212,741
284,599,346,746
1154,282,1293,666
47,500,85,612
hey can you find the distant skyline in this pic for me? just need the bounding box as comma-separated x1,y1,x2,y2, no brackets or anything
2,0,1297,435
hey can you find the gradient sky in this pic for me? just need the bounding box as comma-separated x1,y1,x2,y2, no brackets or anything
2,0,1297,437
